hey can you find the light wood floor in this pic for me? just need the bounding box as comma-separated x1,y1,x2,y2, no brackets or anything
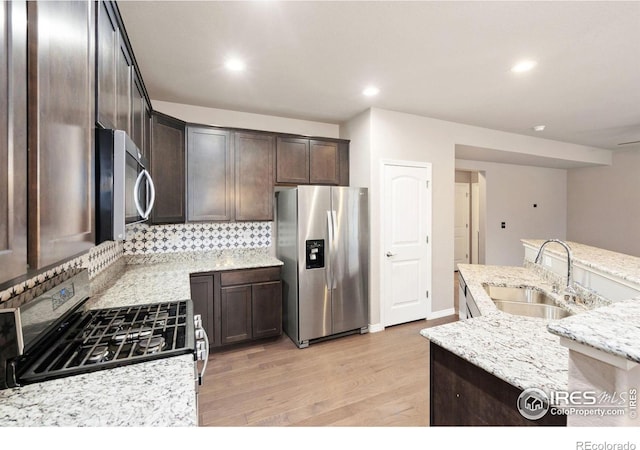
198,315,457,426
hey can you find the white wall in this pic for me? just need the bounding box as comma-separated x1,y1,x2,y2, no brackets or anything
152,100,340,138
567,150,640,257
456,159,567,266
342,107,602,327
339,109,371,189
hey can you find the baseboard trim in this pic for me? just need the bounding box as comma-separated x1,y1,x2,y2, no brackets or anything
427,308,456,320
368,323,385,333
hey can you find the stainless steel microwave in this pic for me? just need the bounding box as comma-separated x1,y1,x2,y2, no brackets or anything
96,129,155,243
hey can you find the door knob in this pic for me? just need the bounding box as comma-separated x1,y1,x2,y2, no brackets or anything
386,251,396,257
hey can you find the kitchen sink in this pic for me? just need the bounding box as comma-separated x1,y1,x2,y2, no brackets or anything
492,300,573,319
483,284,574,319
483,285,556,305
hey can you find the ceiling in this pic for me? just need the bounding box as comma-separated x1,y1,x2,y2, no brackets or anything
118,1,640,152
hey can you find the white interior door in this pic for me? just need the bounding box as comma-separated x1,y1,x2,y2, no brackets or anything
471,182,480,264
454,182,470,270
383,163,431,327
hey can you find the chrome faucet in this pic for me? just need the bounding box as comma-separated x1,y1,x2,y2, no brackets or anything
534,239,576,295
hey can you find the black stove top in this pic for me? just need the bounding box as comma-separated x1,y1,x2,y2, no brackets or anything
15,300,195,385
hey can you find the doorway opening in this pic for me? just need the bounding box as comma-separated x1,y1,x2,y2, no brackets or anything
454,170,486,270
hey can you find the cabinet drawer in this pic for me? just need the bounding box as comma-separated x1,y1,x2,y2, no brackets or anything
220,266,281,286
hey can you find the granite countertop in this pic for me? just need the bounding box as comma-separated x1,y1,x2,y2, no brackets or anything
421,264,577,393
423,244,640,394
89,248,282,310
547,297,640,364
0,248,283,427
0,354,196,426
521,239,640,286
522,240,640,364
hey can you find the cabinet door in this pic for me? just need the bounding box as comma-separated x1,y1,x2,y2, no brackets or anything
0,1,27,285
338,141,349,186
27,1,95,269
190,275,218,349
276,137,309,184
131,72,146,154
221,285,252,344
115,34,132,136
235,132,275,221
187,127,234,221
150,112,186,224
251,281,282,339
96,0,117,129
309,140,339,185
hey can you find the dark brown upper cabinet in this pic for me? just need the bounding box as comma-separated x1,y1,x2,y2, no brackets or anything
150,112,186,224
97,1,151,156
96,0,118,130
309,140,339,184
115,33,132,137
235,132,275,221
0,1,27,286
28,1,95,269
131,71,148,157
276,136,349,186
275,137,309,184
187,126,234,222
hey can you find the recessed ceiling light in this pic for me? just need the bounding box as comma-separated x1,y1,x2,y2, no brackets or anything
511,60,537,73
225,58,246,72
362,86,380,97
532,125,546,132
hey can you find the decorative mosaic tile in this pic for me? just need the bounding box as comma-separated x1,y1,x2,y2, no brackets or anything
123,222,272,255
0,240,124,307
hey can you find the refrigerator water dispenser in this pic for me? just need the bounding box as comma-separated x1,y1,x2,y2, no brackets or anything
305,239,325,269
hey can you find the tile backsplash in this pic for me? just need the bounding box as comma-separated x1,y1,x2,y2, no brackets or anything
0,221,273,306
0,240,124,305
123,222,272,255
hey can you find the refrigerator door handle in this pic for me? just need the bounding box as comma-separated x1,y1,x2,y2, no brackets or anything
331,210,338,289
326,210,334,290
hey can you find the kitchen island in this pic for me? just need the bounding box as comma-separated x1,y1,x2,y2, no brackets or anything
0,248,282,426
422,241,640,426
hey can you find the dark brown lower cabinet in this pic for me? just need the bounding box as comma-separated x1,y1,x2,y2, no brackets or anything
221,285,252,345
190,266,282,350
429,342,566,426
190,274,217,348
251,281,282,339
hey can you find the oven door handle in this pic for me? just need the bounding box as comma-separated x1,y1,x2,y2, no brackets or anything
196,327,210,386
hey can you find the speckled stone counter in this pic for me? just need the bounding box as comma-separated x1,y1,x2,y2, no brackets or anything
422,251,640,394
454,264,589,317
522,239,640,287
0,248,283,426
522,240,640,364
421,264,576,393
421,314,569,391
88,248,283,310
0,354,196,426
547,297,640,364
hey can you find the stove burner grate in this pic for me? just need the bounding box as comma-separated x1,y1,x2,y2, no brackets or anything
22,300,193,383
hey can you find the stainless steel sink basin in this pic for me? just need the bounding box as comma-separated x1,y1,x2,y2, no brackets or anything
492,300,573,319
483,284,574,319
483,285,556,305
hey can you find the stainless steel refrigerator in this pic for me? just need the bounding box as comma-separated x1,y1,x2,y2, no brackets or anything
276,186,369,348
